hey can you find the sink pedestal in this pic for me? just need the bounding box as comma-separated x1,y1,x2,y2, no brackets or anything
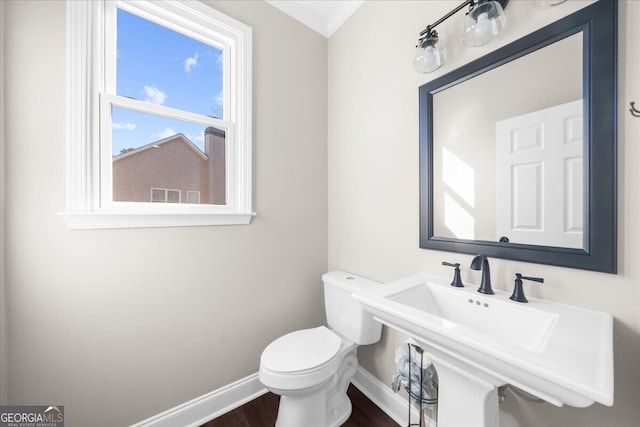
429,353,500,427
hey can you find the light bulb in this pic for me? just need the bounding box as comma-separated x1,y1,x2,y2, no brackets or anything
471,12,493,45
413,36,446,73
460,1,507,47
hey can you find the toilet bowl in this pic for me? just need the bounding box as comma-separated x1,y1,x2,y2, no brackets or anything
259,272,382,427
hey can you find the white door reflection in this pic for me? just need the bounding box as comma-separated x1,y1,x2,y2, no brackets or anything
496,100,583,248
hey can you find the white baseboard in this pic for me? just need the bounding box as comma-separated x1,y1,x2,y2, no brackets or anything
352,367,419,426
130,373,267,427
130,367,414,427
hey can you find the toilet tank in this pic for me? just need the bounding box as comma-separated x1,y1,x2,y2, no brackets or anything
322,271,382,345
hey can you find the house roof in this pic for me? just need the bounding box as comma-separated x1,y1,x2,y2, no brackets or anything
113,133,208,161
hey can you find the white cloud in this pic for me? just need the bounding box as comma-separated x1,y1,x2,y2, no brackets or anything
112,122,136,131
188,132,205,144
144,85,167,105
184,52,199,73
208,91,224,119
157,128,177,139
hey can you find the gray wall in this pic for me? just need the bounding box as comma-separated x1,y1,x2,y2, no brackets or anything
1,1,327,425
329,1,640,426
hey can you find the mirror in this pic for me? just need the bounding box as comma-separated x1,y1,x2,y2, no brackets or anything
419,1,617,273
432,33,583,248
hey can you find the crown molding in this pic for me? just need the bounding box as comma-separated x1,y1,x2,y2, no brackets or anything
265,0,364,37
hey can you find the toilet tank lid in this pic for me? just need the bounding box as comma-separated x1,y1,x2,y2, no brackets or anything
322,271,381,292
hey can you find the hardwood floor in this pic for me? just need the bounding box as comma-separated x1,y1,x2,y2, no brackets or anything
201,384,400,427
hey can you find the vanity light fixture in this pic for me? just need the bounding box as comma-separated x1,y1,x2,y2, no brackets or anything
413,0,508,74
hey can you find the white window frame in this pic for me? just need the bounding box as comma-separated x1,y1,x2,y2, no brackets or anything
62,0,254,229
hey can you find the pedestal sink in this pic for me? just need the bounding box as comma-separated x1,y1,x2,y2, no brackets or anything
353,273,614,427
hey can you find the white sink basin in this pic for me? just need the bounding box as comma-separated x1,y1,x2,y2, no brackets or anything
389,282,557,353
353,273,614,412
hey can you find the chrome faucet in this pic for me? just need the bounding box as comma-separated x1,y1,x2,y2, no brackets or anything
470,255,494,295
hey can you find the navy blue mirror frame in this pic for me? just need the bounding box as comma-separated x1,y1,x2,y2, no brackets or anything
419,0,617,273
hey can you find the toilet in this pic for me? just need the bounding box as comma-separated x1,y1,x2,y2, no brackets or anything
259,271,383,427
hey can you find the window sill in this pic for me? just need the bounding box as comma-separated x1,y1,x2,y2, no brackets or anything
60,211,256,230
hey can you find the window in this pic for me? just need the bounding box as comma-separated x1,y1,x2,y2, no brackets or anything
186,191,201,204
152,188,181,203
64,0,253,229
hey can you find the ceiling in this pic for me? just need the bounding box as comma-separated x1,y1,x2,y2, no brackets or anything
264,0,365,38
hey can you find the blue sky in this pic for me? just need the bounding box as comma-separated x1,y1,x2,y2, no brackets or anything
112,8,224,155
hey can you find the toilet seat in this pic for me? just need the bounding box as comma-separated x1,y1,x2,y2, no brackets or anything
259,326,343,391
261,326,341,373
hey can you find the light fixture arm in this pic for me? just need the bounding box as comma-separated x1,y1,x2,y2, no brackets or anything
419,0,472,40
417,0,509,43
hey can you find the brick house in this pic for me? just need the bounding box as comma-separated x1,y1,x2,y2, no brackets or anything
112,126,226,205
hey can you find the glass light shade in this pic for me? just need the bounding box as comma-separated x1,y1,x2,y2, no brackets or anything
413,36,447,74
533,0,567,7
460,1,507,47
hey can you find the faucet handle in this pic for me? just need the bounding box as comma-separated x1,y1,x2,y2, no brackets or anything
442,261,464,287
510,273,544,303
